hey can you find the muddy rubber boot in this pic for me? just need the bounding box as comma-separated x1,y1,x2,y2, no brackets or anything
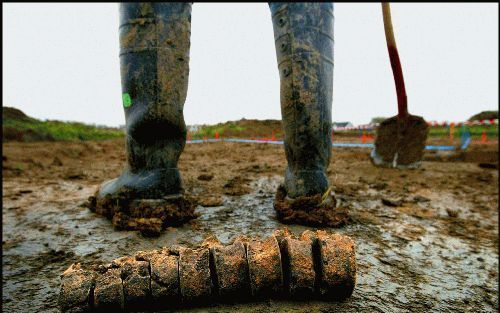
89,3,197,235
270,3,346,227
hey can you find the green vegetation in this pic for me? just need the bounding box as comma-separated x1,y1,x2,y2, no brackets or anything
189,119,283,140
191,118,498,140
334,125,498,139
193,122,246,139
428,124,498,139
370,117,388,124
4,106,497,142
3,107,124,142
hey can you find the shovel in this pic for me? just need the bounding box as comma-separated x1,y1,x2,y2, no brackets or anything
370,2,429,168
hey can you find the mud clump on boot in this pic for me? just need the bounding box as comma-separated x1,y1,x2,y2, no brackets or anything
87,188,198,236
273,185,349,227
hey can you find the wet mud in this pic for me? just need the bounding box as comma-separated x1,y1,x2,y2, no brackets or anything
2,139,499,312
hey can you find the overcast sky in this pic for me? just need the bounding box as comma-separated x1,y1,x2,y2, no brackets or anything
3,3,498,127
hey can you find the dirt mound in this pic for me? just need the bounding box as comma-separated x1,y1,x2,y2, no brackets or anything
2,107,123,142
193,119,284,139
3,126,56,142
468,110,498,121
2,106,32,121
2,107,53,141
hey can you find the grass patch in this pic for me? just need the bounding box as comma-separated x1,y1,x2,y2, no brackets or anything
334,125,498,140
189,119,282,140
3,107,124,142
428,125,498,139
192,123,246,139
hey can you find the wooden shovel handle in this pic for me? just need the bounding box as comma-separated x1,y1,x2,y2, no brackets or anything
382,3,408,119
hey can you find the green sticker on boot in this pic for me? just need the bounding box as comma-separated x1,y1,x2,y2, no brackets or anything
122,93,132,108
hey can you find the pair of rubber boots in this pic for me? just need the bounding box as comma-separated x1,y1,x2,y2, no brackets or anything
96,3,336,227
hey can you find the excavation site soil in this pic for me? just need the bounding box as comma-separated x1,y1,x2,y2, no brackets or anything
2,139,499,312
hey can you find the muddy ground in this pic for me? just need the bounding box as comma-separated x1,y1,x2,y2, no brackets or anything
2,139,499,312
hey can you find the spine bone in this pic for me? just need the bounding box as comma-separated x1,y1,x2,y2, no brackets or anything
59,230,356,312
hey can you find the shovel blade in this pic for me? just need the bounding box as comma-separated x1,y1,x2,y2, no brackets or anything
371,115,429,168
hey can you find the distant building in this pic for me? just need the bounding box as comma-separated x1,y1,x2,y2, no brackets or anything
332,122,353,130
187,125,202,133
